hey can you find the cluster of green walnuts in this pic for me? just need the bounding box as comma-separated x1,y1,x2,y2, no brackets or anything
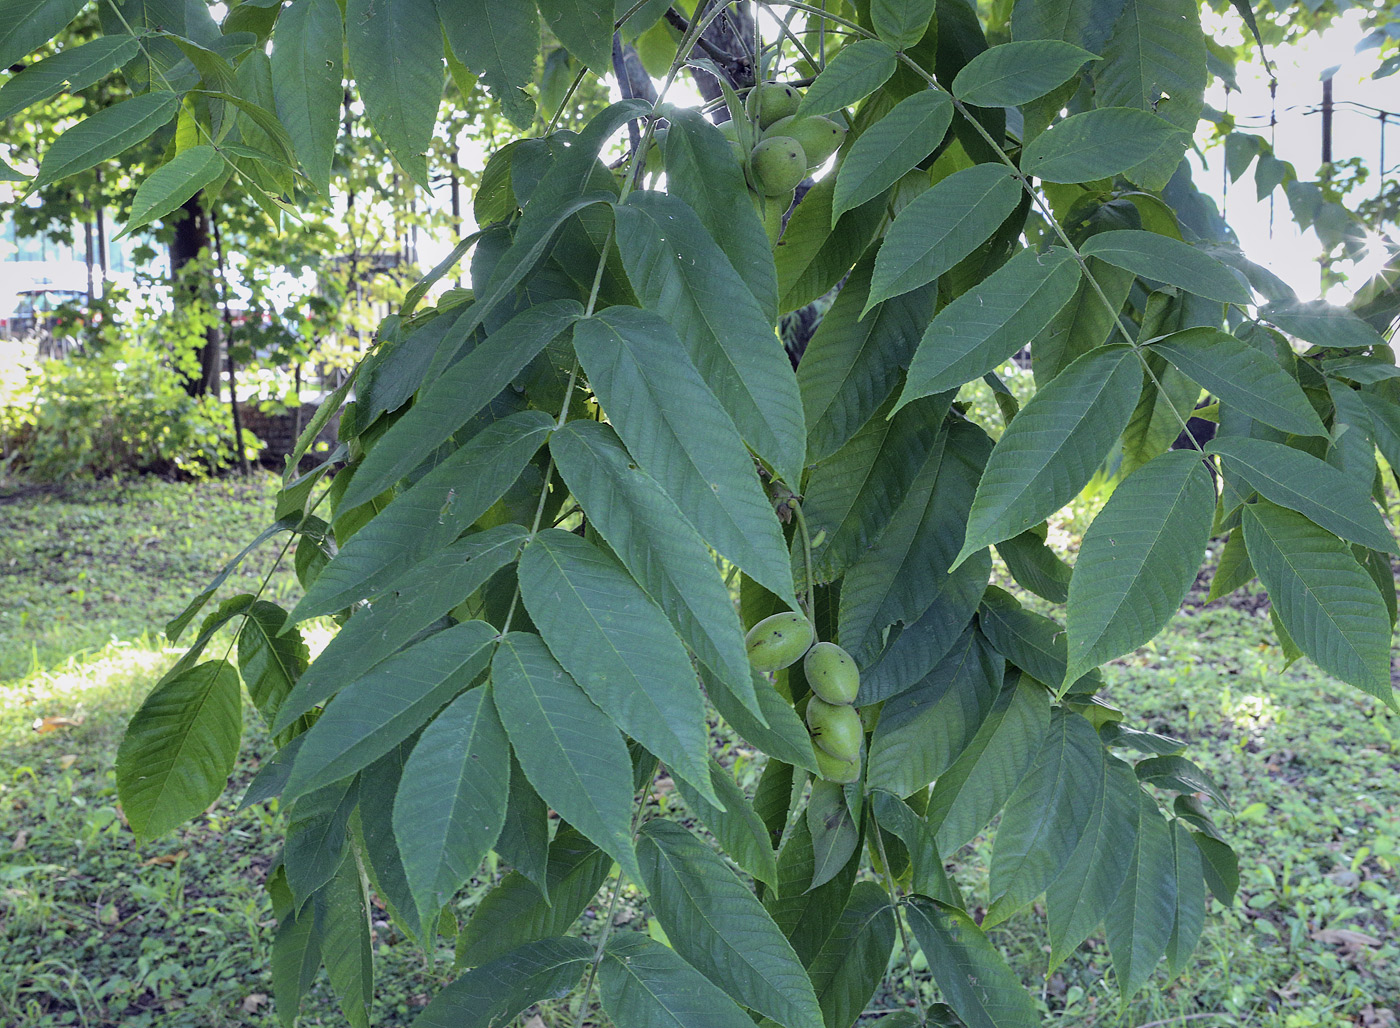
719,82,846,213
745,612,863,785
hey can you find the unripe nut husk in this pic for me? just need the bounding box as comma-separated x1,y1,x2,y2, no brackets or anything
806,697,863,762
745,611,815,672
814,747,860,784
764,115,847,167
804,642,860,705
746,81,802,129
749,137,807,196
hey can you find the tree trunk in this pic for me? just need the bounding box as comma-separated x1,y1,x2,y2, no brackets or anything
170,192,221,397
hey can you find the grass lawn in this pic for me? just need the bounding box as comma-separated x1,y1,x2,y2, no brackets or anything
0,476,1396,1027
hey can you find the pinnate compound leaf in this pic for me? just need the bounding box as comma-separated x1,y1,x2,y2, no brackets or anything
519,529,717,805
1259,298,1388,350
953,40,1099,106
833,91,953,221
0,35,141,122
636,818,824,1028
537,0,613,75
550,420,758,719
438,0,538,127
905,898,1041,1028
341,301,584,510
1242,501,1394,705
1021,108,1187,183
270,0,341,194
34,91,180,190
491,633,642,883
1210,437,1397,554
116,661,242,839
346,0,441,185
1165,820,1206,976
673,758,780,892
958,344,1141,562
1064,450,1215,684
599,933,756,1028
776,175,888,314
236,600,308,725
897,247,1081,405
121,144,227,237
1105,791,1177,998
796,39,898,118
1149,328,1326,437
1080,230,1250,305
986,709,1105,924
872,0,935,47
807,881,898,1028
458,826,611,968
868,164,1022,310
574,306,797,604
615,191,805,486
315,851,373,1028
394,686,510,926
412,936,594,1028
281,620,497,802
0,0,88,69
291,410,553,620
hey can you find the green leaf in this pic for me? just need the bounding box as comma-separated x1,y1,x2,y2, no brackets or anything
115,661,242,840
314,851,373,1028
1242,501,1394,705
437,0,538,127
799,255,939,466
867,627,1003,796
777,175,888,314
1031,258,1135,384
985,709,1104,924
905,898,1041,1028
928,675,1050,854
1104,792,1176,998
1209,437,1397,553
1045,757,1140,970
833,91,953,222
872,0,935,47
550,420,759,719
958,344,1141,561
807,778,860,891
1260,299,1389,350
867,163,1022,310
270,890,320,1028
0,0,87,68
1064,450,1215,684
801,396,945,585
1148,328,1326,437
492,633,642,883
119,145,226,237
1134,755,1230,811
1191,830,1239,905
281,621,497,802
271,0,342,194
394,686,510,926
519,529,717,804
1080,231,1249,305
702,665,820,774
342,302,582,511
615,191,806,486
494,753,552,896
869,792,959,905
34,90,180,191
796,39,898,118
599,932,757,1028
663,107,779,324
356,743,421,938
276,525,526,733
458,825,611,967
953,40,1098,106
673,758,780,892
1205,529,1254,603
290,410,553,620
996,530,1072,604
1020,108,1187,183
236,600,308,725
574,306,797,605
1164,820,1206,976
1011,0,1128,53
636,818,824,1028
765,815,859,964
0,35,141,122
345,0,441,186
537,0,613,75
897,247,1081,405
284,777,358,905
1121,351,1201,478
978,587,1083,691
413,937,594,1028
807,882,898,1028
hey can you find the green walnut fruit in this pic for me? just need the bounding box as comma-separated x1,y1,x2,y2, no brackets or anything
764,115,847,167
806,697,864,761
745,611,815,672
749,137,807,196
745,81,802,128
814,747,860,784
804,642,860,705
